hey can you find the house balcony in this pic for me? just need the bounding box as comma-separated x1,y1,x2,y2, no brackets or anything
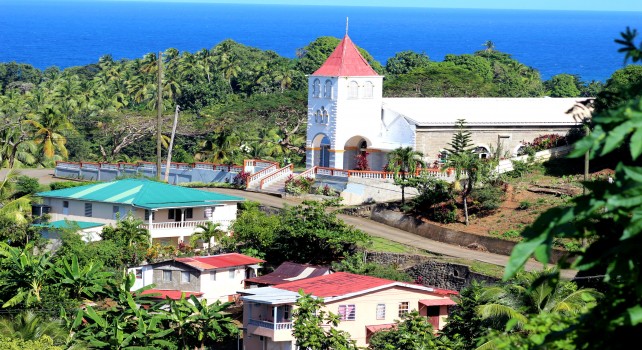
247,319,294,341
139,219,232,238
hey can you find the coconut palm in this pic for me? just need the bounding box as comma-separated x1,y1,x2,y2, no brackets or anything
387,146,425,205
192,222,226,255
24,105,71,161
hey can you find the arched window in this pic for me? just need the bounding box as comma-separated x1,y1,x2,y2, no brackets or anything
348,81,359,99
473,146,490,159
324,80,333,98
312,79,320,98
314,109,321,123
322,108,329,124
363,81,374,98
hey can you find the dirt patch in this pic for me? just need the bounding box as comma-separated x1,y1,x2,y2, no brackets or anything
419,168,615,241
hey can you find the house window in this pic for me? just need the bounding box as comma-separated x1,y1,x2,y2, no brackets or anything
398,302,409,317
324,80,332,98
163,270,172,282
338,304,356,321
283,305,291,320
348,81,359,99
144,210,156,220
84,203,92,217
62,201,69,215
229,269,235,279
364,81,374,98
135,269,143,279
181,271,191,283
112,205,120,220
210,271,217,281
185,208,193,219
376,303,386,320
168,209,175,220
313,79,321,97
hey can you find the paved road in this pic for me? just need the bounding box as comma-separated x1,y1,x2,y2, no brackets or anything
14,168,576,279
207,188,577,280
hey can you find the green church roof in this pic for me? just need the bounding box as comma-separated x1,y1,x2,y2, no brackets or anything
36,179,245,209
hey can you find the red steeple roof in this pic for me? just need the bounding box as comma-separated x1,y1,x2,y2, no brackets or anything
311,35,379,77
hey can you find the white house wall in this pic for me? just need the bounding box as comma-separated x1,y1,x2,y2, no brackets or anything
200,267,246,303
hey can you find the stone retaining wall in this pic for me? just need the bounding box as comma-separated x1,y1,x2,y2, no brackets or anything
365,251,499,291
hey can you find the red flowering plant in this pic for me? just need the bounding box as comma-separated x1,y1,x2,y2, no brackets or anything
354,152,370,170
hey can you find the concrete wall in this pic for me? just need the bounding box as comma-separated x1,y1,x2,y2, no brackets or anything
414,125,575,165
151,261,201,291
339,177,419,206
368,205,569,263
53,165,239,185
200,267,247,303
44,197,135,225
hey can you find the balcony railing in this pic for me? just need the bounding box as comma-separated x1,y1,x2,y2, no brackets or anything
139,219,232,231
248,319,293,330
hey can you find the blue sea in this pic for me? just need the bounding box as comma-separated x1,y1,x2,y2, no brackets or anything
2,1,642,82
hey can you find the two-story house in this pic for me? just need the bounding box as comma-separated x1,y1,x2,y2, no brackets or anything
132,253,264,303
239,272,458,349
34,178,244,247
244,261,333,289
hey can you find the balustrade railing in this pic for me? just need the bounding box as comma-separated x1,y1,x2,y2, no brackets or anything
139,219,231,231
259,164,293,189
246,164,279,188
248,319,293,330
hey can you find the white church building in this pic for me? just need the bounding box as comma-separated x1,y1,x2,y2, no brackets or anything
305,34,588,171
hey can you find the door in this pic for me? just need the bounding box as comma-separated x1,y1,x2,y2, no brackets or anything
62,201,69,215
426,306,441,329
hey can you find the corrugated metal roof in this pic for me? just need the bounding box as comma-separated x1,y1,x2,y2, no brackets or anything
245,261,332,286
383,97,588,126
140,289,203,300
312,35,379,77
36,179,245,209
274,272,458,300
175,253,265,271
34,220,105,229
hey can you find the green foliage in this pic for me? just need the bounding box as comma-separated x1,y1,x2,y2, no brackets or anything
407,176,454,218
227,201,280,254
99,214,150,266
14,176,42,197
284,175,315,195
331,252,413,282
470,185,505,217
292,290,358,350
0,243,52,308
53,255,113,300
0,312,69,347
445,119,473,156
48,181,97,191
368,310,440,350
387,146,426,205
593,64,642,113
191,221,225,255
385,50,431,75
0,335,64,350
439,281,488,350
544,74,582,97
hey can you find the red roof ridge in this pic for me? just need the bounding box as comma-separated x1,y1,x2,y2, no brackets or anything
311,35,379,77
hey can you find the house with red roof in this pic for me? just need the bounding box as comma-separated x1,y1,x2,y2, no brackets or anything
130,253,264,303
244,261,332,288
238,271,458,349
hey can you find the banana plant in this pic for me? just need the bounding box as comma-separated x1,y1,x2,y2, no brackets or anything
0,243,52,308
54,255,113,300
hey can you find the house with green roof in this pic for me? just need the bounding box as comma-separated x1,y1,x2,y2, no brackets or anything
35,179,245,246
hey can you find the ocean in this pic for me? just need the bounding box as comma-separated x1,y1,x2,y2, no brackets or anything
2,1,642,82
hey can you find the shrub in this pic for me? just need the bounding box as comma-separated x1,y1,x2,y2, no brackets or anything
232,171,250,188
431,203,457,224
284,175,315,195
15,175,41,196
517,200,532,210
471,185,505,216
501,229,522,240
49,180,97,191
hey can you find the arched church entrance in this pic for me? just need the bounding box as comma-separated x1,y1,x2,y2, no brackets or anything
311,134,331,168
343,136,370,170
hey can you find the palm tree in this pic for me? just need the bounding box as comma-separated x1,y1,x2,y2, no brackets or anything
476,268,601,332
0,311,68,345
482,40,495,53
386,146,425,205
192,222,226,255
24,105,71,162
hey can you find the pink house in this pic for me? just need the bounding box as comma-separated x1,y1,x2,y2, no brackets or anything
239,272,458,349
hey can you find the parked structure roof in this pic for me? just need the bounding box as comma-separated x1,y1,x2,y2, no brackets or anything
36,179,245,209
311,35,379,77
244,261,332,286
174,253,265,271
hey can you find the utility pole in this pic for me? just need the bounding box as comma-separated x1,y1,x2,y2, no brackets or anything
164,105,180,183
156,51,163,180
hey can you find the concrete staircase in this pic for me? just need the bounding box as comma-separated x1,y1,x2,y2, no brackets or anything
259,176,288,196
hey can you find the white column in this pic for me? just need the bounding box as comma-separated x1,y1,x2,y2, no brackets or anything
273,305,278,326
148,210,154,243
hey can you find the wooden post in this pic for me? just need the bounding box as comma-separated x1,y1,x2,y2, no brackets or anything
156,51,163,180
164,105,180,183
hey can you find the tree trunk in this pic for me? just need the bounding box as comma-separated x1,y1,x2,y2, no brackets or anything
463,192,469,226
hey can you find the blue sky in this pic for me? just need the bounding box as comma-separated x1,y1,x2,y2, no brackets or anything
95,0,642,12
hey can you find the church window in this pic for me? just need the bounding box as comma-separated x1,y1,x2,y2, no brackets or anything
473,146,490,159
312,79,321,97
314,109,321,123
324,80,333,98
322,108,329,124
348,81,359,99
364,81,374,98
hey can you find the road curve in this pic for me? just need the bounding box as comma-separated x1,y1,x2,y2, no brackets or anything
14,169,575,279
